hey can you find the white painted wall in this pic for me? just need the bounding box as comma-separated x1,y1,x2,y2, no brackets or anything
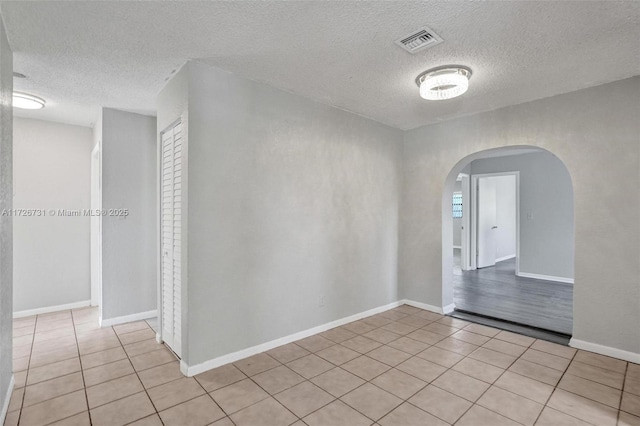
99,108,157,322
0,15,13,424
158,61,403,367
13,118,92,312
400,77,640,356
471,153,572,277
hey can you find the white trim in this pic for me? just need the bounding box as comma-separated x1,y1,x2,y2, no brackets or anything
13,300,91,318
460,174,471,271
0,375,14,426
180,360,189,376
402,299,451,315
442,303,456,314
180,118,189,361
517,272,574,284
157,117,188,359
570,338,640,364
182,301,403,376
470,174,477,270
495,254,516,263
452,245,462,250
156,121,163,346
100,309,157,328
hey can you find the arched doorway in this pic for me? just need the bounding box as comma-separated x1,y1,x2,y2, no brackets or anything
442,146,574,335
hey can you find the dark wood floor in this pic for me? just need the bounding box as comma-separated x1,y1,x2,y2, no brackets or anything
452,249,573,335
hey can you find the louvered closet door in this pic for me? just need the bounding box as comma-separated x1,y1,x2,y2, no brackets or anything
161,121,182,357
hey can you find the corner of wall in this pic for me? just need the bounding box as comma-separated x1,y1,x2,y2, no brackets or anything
0,13,13,425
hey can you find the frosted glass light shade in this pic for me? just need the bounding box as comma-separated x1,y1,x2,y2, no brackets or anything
416,66,472,101
13,92,46,109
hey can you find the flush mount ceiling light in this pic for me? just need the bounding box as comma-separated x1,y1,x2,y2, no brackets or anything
415,65,472,101
13,92,46,110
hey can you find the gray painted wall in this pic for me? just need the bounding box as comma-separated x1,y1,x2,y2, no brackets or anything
400,77,640,355
158,61,404,366
100,108,157,321
13,118,92,312
471,153,572,278
0,16,12,423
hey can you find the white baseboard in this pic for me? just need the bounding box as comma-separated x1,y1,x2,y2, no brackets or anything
517,272,574,284
495,254,516,263
570,338,640,364
401,299,453,315
13,300,91,318
0,375,14,426
182,301,403,376
442,303,456,314
100,309,157,328
180,360,189,376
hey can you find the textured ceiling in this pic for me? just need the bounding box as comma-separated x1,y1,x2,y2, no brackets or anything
2,1,639,129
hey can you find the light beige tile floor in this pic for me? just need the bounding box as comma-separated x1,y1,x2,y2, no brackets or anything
5,305,640,426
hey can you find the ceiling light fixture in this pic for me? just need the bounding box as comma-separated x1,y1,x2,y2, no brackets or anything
13,92,46,110
416,65,472,100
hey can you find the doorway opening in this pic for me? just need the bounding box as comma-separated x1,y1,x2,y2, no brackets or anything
444,147,574,335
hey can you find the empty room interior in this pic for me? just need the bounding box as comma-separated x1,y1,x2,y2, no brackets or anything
0,2,639,426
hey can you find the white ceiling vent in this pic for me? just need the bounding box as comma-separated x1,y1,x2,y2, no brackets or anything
395,27,443,54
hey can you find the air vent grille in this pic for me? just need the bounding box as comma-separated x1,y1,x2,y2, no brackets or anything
395,27,443,54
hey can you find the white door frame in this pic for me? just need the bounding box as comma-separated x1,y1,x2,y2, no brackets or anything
156,126,162,344
459,173,471,271
470,171,520,273
157,117,188,361
90,142,102,311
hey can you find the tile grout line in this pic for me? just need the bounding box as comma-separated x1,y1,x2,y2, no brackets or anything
552,354,629,411
531,345,579,426
70,309,93,426
237,351,323,422
109,323,215,420
449,336,531,426
13,313,36,426
278,317,446,424
189,359,237,425
346,317,533,425
313,314,481,423
323,315,625,424
29,316,169,423
536,347,606,426
339,309,465,424
564,358,629,390
245,366,307,424
486,338,580,423
617,362,628,424
14,310,87,426
112,322,168,426
40,310,93,425
9,306,638,426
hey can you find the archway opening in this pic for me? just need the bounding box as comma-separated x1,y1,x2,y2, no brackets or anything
442,146,575,335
